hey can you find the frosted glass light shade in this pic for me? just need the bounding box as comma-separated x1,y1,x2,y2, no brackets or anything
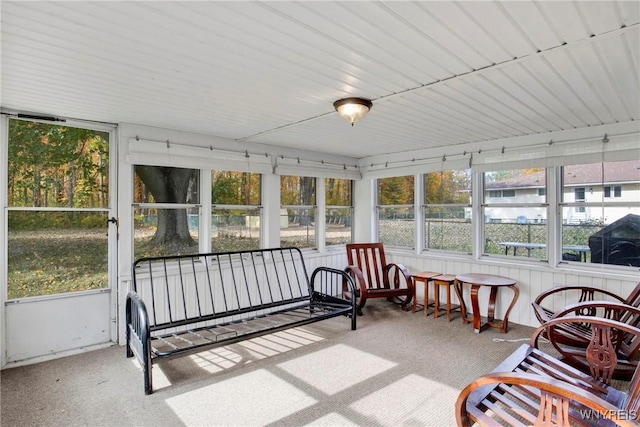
333,98,373,126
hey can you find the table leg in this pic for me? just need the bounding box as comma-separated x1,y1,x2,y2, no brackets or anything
433,282,440,318
423,280,430,316
487,286,498,323
455,279,469,325
500,284,520,333
470,284,481,333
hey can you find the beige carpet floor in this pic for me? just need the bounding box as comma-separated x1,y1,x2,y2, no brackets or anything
1,300,540,427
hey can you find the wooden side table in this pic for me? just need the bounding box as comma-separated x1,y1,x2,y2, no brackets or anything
455,273,519,334
411,271,441,315
432,274,461,321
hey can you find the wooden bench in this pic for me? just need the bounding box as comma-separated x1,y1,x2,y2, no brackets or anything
126,247,357,394
456,316,640,426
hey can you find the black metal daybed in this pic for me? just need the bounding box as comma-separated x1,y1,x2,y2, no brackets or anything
126,247,357,394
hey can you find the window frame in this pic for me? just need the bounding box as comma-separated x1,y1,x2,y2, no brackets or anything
210,170,262,252
324,177,354,247
481,168,549,261
559,161,640,268
376,175,415,249
422,168,472,254
280,175,317,249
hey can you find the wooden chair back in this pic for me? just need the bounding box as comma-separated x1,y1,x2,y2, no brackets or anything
625,360,640,415
346,243,388,290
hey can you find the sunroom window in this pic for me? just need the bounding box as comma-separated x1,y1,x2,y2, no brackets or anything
377,175,415,249
133,166,200,258
280,175,316,249
483,168,547,260
423,169,471,253
325,177,353,246
561,160,640,267
211,171,261,252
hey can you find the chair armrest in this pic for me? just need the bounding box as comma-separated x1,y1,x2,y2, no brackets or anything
532,285,628,324
530,315,640,384
550,300,640,321
456,371,637,427
382,262,415,294
547,301,640,359
344,264,369,300
534,285,627,307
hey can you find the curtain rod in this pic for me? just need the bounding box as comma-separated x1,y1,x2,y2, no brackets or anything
133,136,360,171
363,132,628,171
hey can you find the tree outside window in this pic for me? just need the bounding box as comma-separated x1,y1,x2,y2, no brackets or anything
133,166,200,258
7,119,110,299
281,175,316,249
325,178,352,246
377,175,415,248
211,171,261,252
423,169,471,253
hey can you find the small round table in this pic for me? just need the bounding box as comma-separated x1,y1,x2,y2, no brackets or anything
454,273,519,334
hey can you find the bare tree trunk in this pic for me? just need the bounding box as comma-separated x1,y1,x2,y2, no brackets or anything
135,166,196,251
67,160,75,207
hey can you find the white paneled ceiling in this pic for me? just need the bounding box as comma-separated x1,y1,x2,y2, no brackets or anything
1,1,638,161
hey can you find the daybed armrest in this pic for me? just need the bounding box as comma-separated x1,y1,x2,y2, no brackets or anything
310,266,358,330
126,291,154,394
125,291,150,360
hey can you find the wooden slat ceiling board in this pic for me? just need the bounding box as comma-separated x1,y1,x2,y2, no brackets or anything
1,1,638,161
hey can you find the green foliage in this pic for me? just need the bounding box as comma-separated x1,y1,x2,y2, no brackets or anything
8,119,109,208
281,175,316,205
8,211,106,230
378,176,414,205
326,178,352,206
563,223,603,246
212,171,260,205
425,170,470,204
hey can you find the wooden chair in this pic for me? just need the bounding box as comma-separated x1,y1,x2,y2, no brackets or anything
456,316,640,426
344,243,414,315
532,282,640,326
535,301,640,382
532,282,640,381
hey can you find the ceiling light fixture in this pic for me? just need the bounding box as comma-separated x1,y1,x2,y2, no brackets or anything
333,97,373,126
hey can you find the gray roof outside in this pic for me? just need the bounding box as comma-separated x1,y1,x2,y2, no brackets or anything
486,160,640,189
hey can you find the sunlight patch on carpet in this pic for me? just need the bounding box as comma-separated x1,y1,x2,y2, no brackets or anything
165,369,316,425
277,344,397,395
189,347,243,373
350,374,459,425
237,327,326,360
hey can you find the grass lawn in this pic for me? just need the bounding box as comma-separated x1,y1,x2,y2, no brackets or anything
8,229,108,299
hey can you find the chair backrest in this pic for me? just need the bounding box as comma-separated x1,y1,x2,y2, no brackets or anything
625,361,640,414
624,282,640,308
618,283,640,356
346,243,387,289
